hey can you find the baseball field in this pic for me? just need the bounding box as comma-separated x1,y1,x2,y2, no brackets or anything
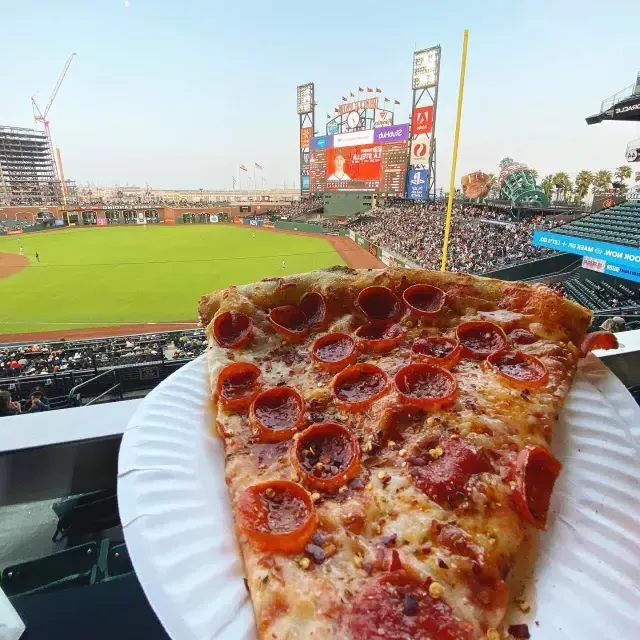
0,224,379,341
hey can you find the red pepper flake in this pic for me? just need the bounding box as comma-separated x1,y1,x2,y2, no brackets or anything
437,558,449,569
508,624,530,638
388,549,403,571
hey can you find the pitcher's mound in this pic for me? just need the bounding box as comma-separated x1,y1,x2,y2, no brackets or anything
0,253,29,280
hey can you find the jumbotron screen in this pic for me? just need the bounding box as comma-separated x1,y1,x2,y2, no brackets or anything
309,124,409,194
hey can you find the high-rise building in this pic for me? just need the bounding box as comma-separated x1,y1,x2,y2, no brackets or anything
0,125,63,206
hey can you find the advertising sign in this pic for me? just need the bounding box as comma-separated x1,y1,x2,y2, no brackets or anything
300,127,312,148
374,123,409,144
327,121,340,135
297,83,314,114
7,229,23,235
407,169,428,200
209,214,219,223
582,256,606,273
326,144,382,184
301,175,310,190
334,129,374,148
97,218,107,226
337,97,378,116
413,47,440,89
410,139,431,164
412,105,434,135
380,250,395,267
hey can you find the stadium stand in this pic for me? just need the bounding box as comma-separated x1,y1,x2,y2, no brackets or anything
551,201,640,248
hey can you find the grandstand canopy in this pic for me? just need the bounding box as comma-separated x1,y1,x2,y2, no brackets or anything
586,82,640,125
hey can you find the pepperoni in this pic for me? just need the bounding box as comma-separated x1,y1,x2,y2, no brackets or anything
292,423,360,492
268,305,308,343
355,321,405,353
212,311,253,348
402,284,446,317
487,351,548,388
580,330,619,358
250,386,305,442
216,362,261,411
299,291,327,327
332,363,389,412
512,446,562,530
394,364,457,409
508,328,538,345
409,437,491,506
357,286,402,321
311,333,356,372
346,571,474,640
411,337,462,369
235,480,317,553
456,321,507,359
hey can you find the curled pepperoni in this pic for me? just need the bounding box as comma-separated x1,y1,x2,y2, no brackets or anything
411,336,462,369
346,571,474,640
357,286,402,321
312,333,356,372
512,446,562,530
292,423,361,492
409,437,491,506
299,291,327,327
216,362,261,411
402,284,446,317
456,321,507,359
355,321,405,353
580,330,619,358
268,305,308,342
394,363,457,409
235,480,317,553
250,386,305,442
332,363,389,412
487,350,549,388
508,328,538,345
213,311,253,348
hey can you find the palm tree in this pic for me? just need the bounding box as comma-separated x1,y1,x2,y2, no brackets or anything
574,170,594,202
552,172,572,202
593,170,613,193
615,165,632,183
541,175,554,198
529,168,539,182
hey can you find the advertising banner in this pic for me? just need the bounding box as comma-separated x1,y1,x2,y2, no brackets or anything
54,220,65,227
380,250,395,267
333,129,374,148
263,222,275,229
97,218,108,226
136,212,146,225
7,230,23,235
326,144,382,183
337,97,378,116
410,139,431,164
348,230,356,241
164,218,175,225
310,135,333,150
412,105,434,135
300,127,312,148
233,217,243,224
209,214,219,223
413,47,440,89
368,243,378,257
532,230,640,284
301,175,310,190
582,256,606,273
407,169,428,199
374,123,409,144
297,83,314,115
327,122,340,135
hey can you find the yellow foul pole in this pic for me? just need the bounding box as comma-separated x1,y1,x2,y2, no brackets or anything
440,29,469,271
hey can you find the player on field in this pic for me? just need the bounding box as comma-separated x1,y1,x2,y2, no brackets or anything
281,259,286,270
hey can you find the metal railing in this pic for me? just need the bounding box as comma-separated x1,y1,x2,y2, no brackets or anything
68,369,123,407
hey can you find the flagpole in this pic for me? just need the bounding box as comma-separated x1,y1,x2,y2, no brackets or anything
253,164,256,199
238,165,242,191
440,29,469,272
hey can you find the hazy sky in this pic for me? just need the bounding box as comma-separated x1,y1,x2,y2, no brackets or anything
2,0,639,191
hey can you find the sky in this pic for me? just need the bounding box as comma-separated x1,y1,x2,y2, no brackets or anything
2,0,639,191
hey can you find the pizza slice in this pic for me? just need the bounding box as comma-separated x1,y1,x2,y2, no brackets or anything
199,267,616,640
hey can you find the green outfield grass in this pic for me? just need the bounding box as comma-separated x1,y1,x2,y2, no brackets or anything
0,225,344,335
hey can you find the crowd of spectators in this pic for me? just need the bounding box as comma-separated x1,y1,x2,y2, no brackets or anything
277,196,323,220
350,201,553,273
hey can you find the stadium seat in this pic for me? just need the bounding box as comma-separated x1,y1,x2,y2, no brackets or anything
0,542,98,597
52,490,120,545
105,542,134,580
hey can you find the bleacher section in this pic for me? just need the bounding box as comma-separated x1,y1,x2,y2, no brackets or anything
552,201,640,248
563,274,640,315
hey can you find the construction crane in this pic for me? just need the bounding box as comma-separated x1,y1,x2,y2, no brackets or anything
31,52,77,202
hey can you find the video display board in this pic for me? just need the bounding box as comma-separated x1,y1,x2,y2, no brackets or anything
309,124,409,195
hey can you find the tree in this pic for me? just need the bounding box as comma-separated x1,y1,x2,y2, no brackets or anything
593,170,613,193
540,175,554,198
552,172,572,202
529,168,539,182
574,170,594,202
615,165,632,183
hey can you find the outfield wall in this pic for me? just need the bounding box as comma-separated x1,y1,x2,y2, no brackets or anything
343,230,422,269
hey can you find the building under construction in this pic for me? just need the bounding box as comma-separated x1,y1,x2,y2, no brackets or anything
0,125,75,206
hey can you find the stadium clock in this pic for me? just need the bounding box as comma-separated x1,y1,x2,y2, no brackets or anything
346,111,360,129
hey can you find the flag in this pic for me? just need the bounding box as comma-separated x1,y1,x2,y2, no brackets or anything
342,96,347,102
358,86,364,92
367,87,373,93
384,97,390,103
349,91,355,98
335,107,339,112
394,99,400,105
376,88,382,93
239,165,247,172
254,162,263,170
327,114,330,119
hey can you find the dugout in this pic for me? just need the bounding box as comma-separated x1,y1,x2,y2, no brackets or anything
323,192,374,218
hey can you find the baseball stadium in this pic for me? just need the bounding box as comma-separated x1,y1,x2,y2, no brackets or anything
1,7,639,638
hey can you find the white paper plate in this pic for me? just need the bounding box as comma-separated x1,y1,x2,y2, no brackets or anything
118,354,640,640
